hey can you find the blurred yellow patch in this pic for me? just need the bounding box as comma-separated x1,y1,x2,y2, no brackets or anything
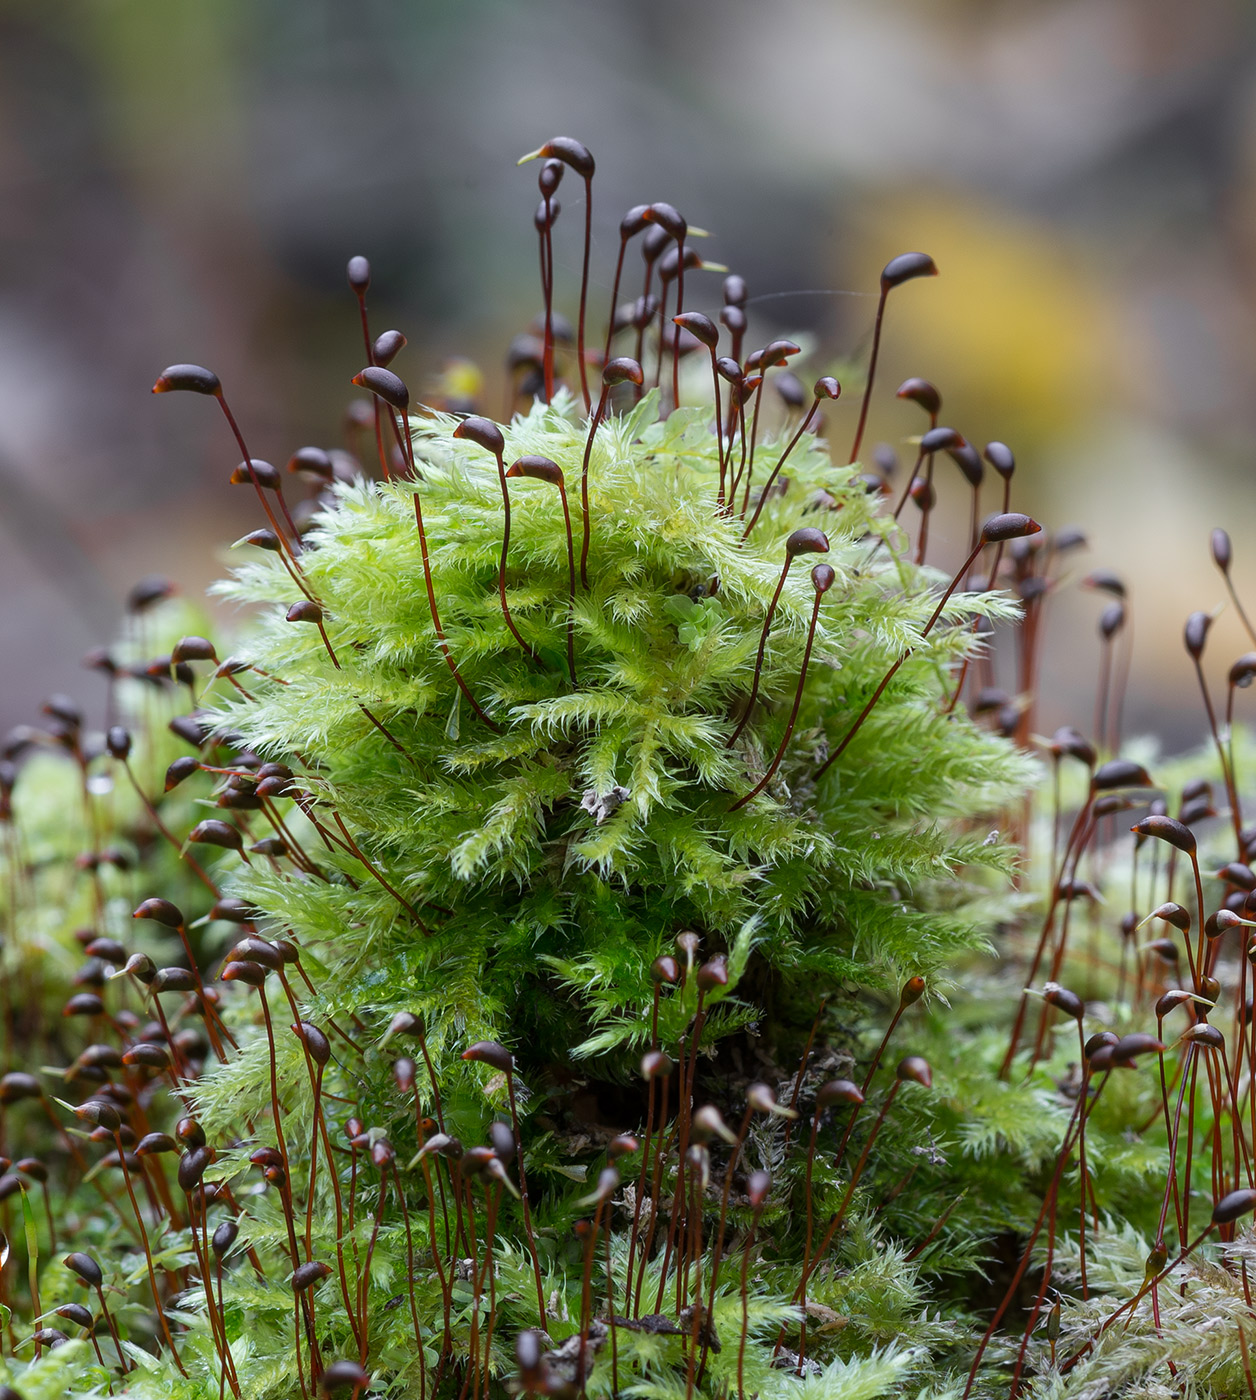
853,194,1114,452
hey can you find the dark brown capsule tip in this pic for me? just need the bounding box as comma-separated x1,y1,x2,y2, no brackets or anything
1155,989,1195,1018
188,819,244,851
452,414,506,456
135,1132,178,1156
896,1055,932,1087
746,342,792,373
619,203,650,238
1131,815,1196,857
603,356,644,388
980,512,1041,543
210,897,258,923
293,1260,334,1291
221,960,267,986
373,329,407,367
816,1078,864,1107
538,157,565,199
813,375,841,401
506,454,563,486
723,273,748,306
982,441,1015,478
1084,1030,1119,1061
462,1040,513,1072
645,200,685,239
534,196,560,232
346,256,370,293
133,897,183,927
230,458,281,490
695,955,729,991
127,575,176,612
899,975,926,1006
1099,602,1125,640
1043,982,1084,1020
919,425,961,453
286,600,324,624
1150,901,1191,931
1213,1188,1256,1225
228,936,283,970
288,446,335,479
812,563,836,594
522,136,595,180
211,1219,239,1258
1112,1032,1167,1064
880,252,938,289
106,726,132,760
786,527,830,558
1083,569,1125,598
73,1098,120,1130
1229,653,1256,689
672,312,719,349
177,1116,206,1147
64,992,105,1017
385,1011,425,1040
54,1303,93,1329
351,365,409,412
178,1145,213,1191
171,635,216,664
84,937,125,965
1184,1023,1225,1049
293,1021,332,1066
1048,726,1096,765
0,1073,41,1104
651,955,681,984
241,529,281,553
152,364,220,396
1184,610,1212,661
948,443,984,488
63,1252,103,1287
1093,758,1155,791
1212,527,1233,574
163,761,201,795
895,376,941,414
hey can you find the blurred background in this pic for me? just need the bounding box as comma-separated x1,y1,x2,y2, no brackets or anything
1,0,1254,751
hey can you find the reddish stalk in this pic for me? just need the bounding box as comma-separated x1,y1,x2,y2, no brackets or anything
726,529,830,750
730,564,835,810
819,515,1041,786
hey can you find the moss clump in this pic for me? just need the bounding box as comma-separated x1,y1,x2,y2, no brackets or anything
12,137,1255,1400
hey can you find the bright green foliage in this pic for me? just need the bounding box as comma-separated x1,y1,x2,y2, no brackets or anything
212,388,1031,1063
0,384,1047,1399
192,388,1033,1395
